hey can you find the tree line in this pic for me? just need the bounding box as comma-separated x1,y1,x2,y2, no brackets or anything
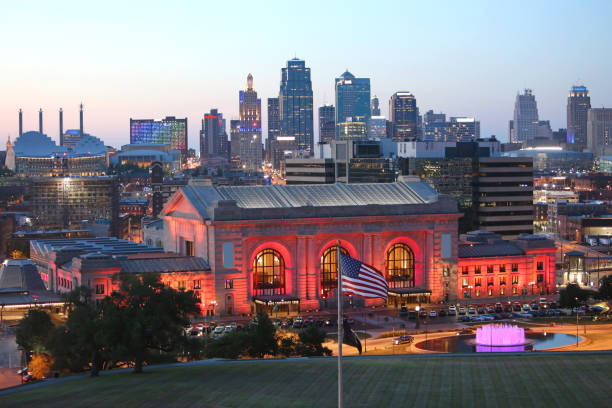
16,273,330,379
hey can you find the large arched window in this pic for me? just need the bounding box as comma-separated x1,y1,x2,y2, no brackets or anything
253,249,285,295
320,246,349,297
386,243,415,288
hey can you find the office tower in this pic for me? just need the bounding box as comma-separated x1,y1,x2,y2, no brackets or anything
389,92,418,140
279,58,314,153
335,71,371,138
267,97,280,141
39,109,43,133
567,85,591,149
130,116,188,156
230,119,241,168
200,109,228,164
337,118,367,140
509,89,539,143
473,157,534,239
59,108,63,145
587,108,612,156
423,110,448,141
371,96,381,116
79,103,84,137
18,109,22,137
318,105,336,144
448,117,480,141
30,176,119,234
239,73,263,171
368,116,387,139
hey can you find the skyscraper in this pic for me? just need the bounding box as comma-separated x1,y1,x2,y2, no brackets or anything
279,58,314,153
371,96,381,116
267,97,280,141
230,119,241,168
389,92,418,140
200,109,227,164
509,89,539,143
567,85,591,148
318,105,335,144
239,73,263,171
335,71,370,137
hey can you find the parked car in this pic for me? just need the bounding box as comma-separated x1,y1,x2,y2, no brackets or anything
477,307,485,314
468,306,476,314
213,326,225,336
429,310,437,318
447,308,456,316
293,320,303,329
438,309,447,317
459,315,471,322
522,304,531,312
495,303,503,313
419,309,428,318
503,304,513,313
449,305,457,312
486,305,495,314
458,307,467,315
399,306,408,317
531,303,539,310
513,302,522,311
224,326,233,334
393,335,414,345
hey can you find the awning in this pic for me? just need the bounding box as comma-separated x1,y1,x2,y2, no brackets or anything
388,288,432,296
252,295,300,305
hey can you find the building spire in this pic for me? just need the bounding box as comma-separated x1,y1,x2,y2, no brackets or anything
247,73,253,90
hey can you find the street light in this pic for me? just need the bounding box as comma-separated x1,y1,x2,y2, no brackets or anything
575,297,579,347
415,305,420,330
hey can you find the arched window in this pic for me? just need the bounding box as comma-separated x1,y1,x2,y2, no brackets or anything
320,246,349,297
386,243,415,288
253,249,285,295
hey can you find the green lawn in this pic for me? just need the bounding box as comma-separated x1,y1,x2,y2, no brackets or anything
1,354,611,408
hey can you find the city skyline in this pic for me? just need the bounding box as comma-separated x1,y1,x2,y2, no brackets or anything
2,1,611,150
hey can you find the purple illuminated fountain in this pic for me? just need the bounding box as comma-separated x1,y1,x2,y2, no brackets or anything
475,324,527,352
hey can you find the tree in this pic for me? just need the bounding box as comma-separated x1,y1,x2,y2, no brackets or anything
245,311,277,358
16,309,54,359
101,273,200,373
46,287,105,376
559,283,590,308
29,353,54,379
278,336,297,357
295,327,332,357
598,275,612,300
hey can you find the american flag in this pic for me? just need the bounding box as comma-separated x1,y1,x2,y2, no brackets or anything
339,253,388,300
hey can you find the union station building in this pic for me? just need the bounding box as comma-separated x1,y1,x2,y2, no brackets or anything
161,181,462,315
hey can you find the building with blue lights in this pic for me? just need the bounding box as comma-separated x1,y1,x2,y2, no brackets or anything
567,85,591,149
129,116,188,158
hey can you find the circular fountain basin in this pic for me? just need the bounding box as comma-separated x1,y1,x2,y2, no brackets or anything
416,332,582,353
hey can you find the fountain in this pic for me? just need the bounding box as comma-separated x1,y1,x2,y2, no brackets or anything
475,323,527,352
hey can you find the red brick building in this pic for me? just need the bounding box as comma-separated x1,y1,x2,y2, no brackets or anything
161,182,461,316
457,231,556,301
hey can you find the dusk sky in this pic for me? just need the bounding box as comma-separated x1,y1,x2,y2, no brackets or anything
2,0,611,150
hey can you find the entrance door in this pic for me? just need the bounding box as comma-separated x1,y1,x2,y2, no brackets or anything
225,294,234,315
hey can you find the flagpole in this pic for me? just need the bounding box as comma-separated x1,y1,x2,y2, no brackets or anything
337,241,343,408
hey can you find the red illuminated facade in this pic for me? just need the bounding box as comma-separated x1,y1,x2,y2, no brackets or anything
457,231,556,300
161,182,461,315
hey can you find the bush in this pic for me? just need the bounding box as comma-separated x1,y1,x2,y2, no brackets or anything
29,353,54,379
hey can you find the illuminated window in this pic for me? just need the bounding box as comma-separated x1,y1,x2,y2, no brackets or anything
512,286,517,294
320,246,349,296
185,240,194,256
475,266,481,274
462,278,468,287
500,287,505,295
225,279,233,289
499,265,506,273
95,284,105,295
488,288,493,296
499,277,506,286
253,249,285,295
193,280,201,289
461,266,468,275
512,275,519,284
385,243,415,289
475,289,481,297
475,277,482,287
487,266,493,274
443,266,450,277
178,281,186,290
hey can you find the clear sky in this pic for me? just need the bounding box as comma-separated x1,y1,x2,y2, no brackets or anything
1,0,611,150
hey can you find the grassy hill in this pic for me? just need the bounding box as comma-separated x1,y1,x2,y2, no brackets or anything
1,354,611,407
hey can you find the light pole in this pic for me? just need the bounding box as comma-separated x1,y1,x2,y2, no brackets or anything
575,297,579,347
415,305,420,331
